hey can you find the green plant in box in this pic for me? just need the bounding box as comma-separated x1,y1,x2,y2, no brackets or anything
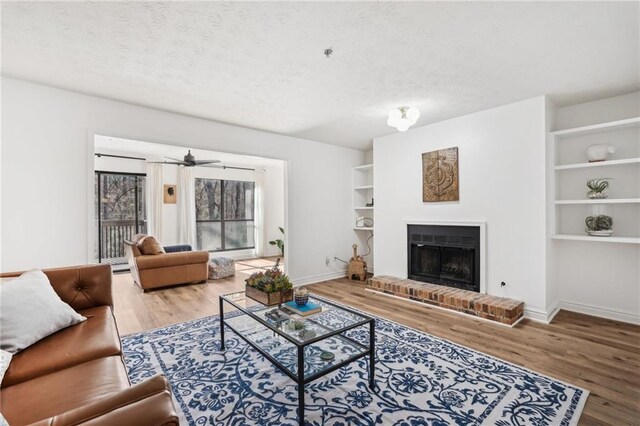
245,258,292,293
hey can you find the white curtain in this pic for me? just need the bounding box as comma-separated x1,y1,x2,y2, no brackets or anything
178,166,196,247
254,168,266,257
145,163,163,240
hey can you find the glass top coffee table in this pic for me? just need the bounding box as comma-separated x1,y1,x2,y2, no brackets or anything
219,292,375,425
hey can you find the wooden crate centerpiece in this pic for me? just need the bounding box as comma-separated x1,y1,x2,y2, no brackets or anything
244,258,293,306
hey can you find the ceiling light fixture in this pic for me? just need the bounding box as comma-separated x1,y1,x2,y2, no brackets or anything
387,107,420,132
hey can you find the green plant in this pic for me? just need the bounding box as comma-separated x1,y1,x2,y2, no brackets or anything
585,215,613,231
586,178,612,199
269,227,285,255
245,258,292,293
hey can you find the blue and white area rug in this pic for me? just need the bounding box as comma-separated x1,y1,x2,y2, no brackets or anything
122,296,588,426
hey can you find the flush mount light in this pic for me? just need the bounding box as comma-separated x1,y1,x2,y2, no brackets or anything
387,107,420,131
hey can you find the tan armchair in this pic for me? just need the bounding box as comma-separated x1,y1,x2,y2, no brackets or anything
124,234,209,291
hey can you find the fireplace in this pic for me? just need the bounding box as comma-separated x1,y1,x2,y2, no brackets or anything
408,224,480,292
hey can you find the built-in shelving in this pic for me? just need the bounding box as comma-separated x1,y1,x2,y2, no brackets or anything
549,116,640,244
353,164,374,266
555,198,640,205
550,116,640,137
353,164,374,171
554,158,640,170
551,234,640,244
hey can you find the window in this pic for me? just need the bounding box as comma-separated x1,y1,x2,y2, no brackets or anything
95,172,146,265
195,179,255,251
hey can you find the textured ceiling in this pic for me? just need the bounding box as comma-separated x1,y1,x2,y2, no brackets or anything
2,2,639,150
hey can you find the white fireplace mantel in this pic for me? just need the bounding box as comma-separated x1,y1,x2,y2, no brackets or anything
404,220,487,294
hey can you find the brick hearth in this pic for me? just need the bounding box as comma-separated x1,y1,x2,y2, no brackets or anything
367,276,524,325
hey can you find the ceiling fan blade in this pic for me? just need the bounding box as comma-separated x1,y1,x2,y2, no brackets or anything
167,157,183,162
147,161,187,165
194,160,221,165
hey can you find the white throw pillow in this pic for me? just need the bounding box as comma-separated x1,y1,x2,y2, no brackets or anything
0,349,11,424
0,270,86,353
0,349,11,385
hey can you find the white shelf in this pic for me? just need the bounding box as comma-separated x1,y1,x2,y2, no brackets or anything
354,185,374,190
353,164,374,171
554,158,640,170
551,116,640,137
552,234,640,244
354,206,374,210
555,198,640,205
354,227,374,231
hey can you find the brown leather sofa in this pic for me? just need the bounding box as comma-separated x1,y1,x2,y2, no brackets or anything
0,264,179,426
124,234,209,291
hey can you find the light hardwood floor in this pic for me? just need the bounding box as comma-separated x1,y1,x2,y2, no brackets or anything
112,270,639,426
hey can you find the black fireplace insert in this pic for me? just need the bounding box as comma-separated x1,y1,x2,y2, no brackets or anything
407,224,480,292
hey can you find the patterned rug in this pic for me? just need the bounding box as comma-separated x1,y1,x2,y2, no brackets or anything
122,296,588,426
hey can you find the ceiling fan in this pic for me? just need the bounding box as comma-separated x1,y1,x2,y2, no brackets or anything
148,150,220,167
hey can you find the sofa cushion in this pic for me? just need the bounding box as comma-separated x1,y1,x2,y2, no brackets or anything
0,270,86,354
137,236,166,255
2,306,121,388
1,356,130,426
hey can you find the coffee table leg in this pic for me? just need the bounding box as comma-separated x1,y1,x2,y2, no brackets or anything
219,296,225,350
369,320,375,389
297,346,304,425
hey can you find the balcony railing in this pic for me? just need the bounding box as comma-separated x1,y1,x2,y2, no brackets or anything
98,219,146,264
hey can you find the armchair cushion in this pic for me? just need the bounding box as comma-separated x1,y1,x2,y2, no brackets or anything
0,270,86,354
137,236,166,255
136,251,210,270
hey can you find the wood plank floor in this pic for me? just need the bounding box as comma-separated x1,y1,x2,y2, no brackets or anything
112,272,640,426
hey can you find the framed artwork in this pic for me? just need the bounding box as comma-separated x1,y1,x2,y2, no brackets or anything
163,184,177,204
422,147,459,202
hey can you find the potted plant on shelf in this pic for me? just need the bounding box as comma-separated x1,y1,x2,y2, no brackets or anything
585,214,613,237
245,258,293,305
586,178,613,199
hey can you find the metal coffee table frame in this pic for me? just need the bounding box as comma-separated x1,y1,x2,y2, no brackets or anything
219,292,376,425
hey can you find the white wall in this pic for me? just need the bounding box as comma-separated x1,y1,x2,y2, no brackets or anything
373,97,549,318
1,77,358,284
550,92,640,324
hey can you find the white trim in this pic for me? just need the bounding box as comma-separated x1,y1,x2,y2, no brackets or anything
559,301,640,325
524,303,559,324
293,270,347,287
365,288,523,328
404,220,487,294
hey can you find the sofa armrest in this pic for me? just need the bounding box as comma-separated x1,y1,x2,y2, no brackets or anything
136,251,209,270
27,375,179,426
0,264,113,311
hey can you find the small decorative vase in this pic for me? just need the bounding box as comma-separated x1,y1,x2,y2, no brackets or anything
294,286,309,306
586,144,615,162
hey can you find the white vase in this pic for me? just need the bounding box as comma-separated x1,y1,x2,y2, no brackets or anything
586,144,615,162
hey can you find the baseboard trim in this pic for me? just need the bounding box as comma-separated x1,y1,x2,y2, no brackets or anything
522,301,560,324
558,301,640,325
293,270,347,286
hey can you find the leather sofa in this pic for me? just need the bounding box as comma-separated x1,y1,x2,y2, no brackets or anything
0,264,179,426
124,234,209,291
